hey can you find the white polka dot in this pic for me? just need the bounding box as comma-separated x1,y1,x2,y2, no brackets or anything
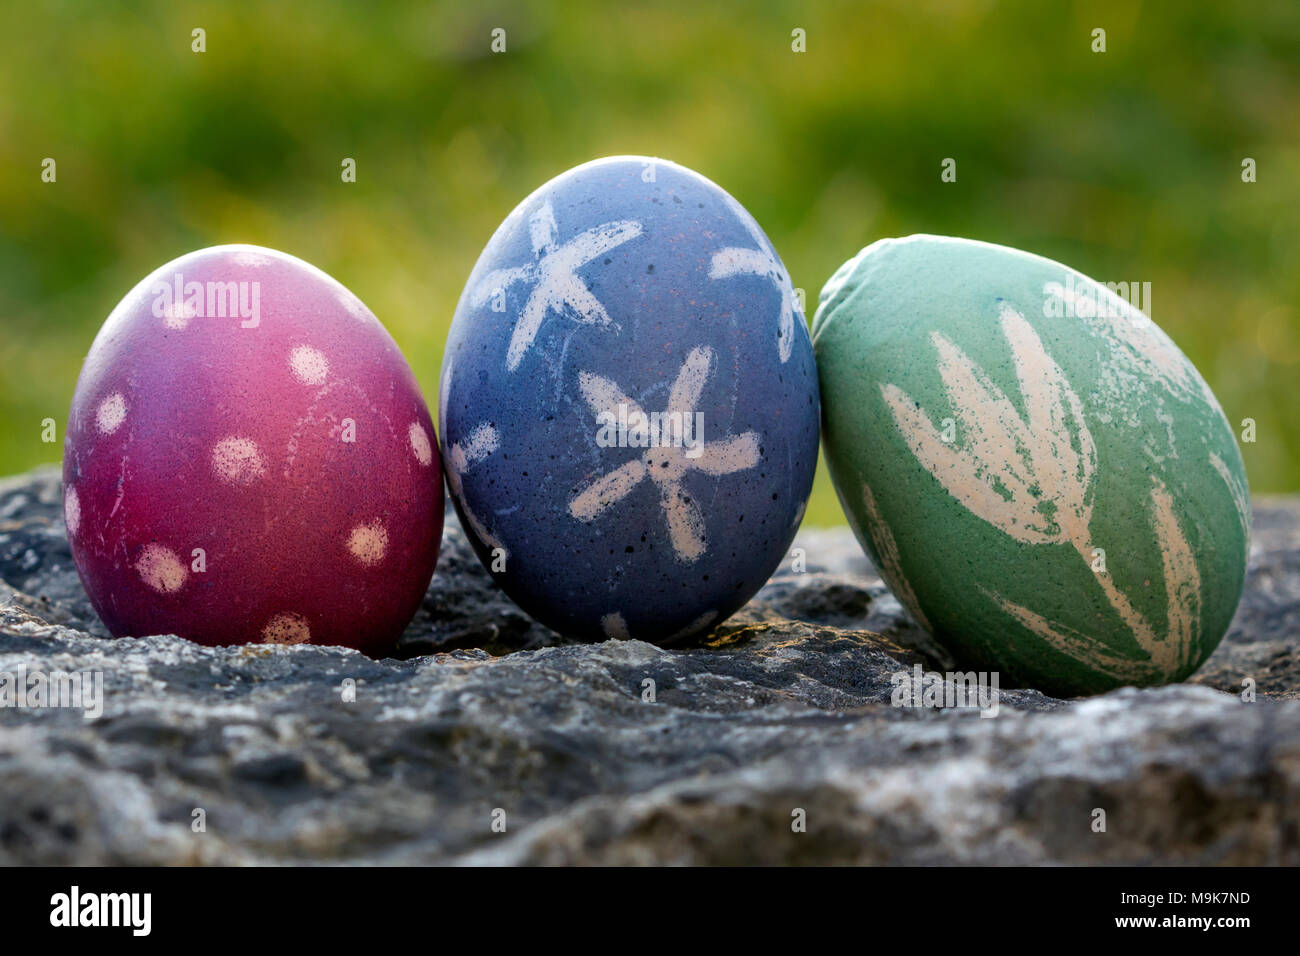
163,299,198,330
408,422,433,466
96,393,127,435
262,612,311,645
64,487,80,537
136,543,187,594
289,345,330,385
347,521,388,566
211,436,267,485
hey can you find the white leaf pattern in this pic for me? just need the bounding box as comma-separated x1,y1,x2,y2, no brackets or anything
881,301,1202,681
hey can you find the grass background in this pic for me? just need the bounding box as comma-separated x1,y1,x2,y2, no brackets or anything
1,0,1297,525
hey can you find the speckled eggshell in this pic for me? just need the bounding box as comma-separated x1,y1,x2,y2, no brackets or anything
63,244,443,655
440,156,819,644
813,235,1250,697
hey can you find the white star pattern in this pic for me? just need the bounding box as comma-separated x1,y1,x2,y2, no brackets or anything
447,423,503,554
441,358,506,556
567,346,762,563
601,612,631,640
470,201,643,372
669,609,718,642
708,194,798,363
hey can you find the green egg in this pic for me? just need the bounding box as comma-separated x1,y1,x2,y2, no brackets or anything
813,235,1250,697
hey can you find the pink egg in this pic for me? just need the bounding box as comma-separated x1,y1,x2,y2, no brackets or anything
62,245,442,655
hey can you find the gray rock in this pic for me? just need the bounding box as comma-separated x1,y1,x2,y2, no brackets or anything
0,465,1297,865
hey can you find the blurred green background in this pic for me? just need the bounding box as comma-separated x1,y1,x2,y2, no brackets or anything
2,0,1297,525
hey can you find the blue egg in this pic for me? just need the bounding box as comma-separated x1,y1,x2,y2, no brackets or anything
439,156,819,643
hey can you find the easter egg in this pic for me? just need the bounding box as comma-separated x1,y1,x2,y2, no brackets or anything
63,244,443,655
813,235,1249,697
440,156,819,643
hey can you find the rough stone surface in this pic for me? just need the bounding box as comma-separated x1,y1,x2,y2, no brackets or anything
1,465,1297,865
